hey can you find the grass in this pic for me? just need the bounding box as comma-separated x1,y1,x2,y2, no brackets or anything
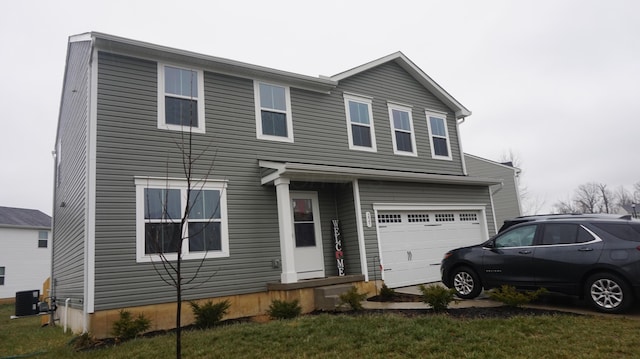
2,303,640,358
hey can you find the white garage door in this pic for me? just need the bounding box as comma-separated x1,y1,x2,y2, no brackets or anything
378,210,485,288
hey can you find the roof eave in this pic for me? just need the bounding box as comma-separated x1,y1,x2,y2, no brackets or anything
85,32,337,94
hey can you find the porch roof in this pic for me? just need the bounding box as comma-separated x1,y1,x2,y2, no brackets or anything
259,160,502,187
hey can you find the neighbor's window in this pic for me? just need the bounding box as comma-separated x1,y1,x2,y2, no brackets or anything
426,111,452,160
158,64,205,133
135,178,228,262
254,81,293,142
344,94,376,151
0,267,4,286
388,103,417,156
38,231,48,248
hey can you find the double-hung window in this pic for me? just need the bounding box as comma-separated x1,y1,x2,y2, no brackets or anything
38,231,48,248
0,267,4,285
135,177,228,262
426,111,452,160
158,64,205,133
388,103,417,156
344,94,376,151
254,81,293,142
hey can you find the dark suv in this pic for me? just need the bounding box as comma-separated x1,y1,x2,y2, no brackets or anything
441,217,640,313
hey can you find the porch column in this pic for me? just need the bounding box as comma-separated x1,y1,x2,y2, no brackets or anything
274,178,297,283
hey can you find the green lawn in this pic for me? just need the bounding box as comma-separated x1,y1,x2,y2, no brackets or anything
1,303,639,358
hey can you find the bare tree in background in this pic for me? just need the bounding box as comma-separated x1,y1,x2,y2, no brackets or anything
596,183,613,213
500,149,546,215
614,186,634,208
553,197,579,214
634,181,640,203
574,182,601,213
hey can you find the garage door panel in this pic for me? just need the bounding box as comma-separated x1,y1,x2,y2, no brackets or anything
378,210,485,288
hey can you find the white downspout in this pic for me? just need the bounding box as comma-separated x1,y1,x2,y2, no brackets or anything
457,117,468,176
64,298,71,333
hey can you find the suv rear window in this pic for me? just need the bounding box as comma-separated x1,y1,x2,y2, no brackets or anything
592,223,640,242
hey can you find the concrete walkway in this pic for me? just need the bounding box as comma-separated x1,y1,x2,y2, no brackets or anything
362,284,640,319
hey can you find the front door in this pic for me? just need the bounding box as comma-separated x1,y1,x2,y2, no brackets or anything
291,192,325,279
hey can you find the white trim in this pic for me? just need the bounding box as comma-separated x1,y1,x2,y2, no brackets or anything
387,103,417,156
133,177,229,263
457,119,467,175
488,188,499,234
85,43,99,322
343,93,377,152
274,178,297,283
254,81,294,143
425,111,453,161
157,63,206,134
290,191,325,279
330,51,471,118
352,179,368,281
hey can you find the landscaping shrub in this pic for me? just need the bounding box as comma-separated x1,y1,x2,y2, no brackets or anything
190,300,231,329
267,299,302,320
339,286,367,311
418,284,457,312
111,310,151,340
379,284,396,301
489,285,547,307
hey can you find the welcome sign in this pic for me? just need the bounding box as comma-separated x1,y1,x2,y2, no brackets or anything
331,219,345,276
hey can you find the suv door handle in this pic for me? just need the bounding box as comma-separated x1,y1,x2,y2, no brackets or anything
578,247,593,252
518,250,532,254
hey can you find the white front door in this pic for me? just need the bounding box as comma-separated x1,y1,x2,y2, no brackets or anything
291,191,325,279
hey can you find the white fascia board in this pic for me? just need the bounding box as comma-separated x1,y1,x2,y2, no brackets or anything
331,51,471,119
260,162,501,186
464,153,522,174
86,32,337,94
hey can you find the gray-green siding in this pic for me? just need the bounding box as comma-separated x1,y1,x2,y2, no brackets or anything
86,50,490,310
52,40,91,308
465,155,522,232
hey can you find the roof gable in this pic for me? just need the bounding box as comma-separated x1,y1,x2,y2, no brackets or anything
331,52,471,119
0,206,51,228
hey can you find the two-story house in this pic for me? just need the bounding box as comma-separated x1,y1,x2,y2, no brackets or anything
53,32,503,336
0,206,51,301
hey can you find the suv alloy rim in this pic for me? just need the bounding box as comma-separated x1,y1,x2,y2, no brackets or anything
590,278,623,309
454,271,474,295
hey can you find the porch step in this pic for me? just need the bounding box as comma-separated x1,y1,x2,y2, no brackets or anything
314,284,356,311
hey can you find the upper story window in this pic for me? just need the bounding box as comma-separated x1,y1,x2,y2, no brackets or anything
158,64,205,133
254,81,293,142
388,103,417,156
38,231,48,248
344,94,376,152
426,111,452,160
134,177,229,262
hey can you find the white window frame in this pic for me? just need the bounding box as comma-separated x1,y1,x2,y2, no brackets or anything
387,102,417,156
157,63,206,134
254,81,294,143
425,110,452,160
134,177,229,263
344,93,377,152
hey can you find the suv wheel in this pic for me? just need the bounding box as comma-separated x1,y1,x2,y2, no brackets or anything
451,266,482,299
585,273,633,314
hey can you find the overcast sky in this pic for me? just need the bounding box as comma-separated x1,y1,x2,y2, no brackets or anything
1,0,639,216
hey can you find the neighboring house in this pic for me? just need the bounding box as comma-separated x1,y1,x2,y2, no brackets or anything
53,32,504,336
617,204,639,219
0,206,51,301
465,154,522,229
